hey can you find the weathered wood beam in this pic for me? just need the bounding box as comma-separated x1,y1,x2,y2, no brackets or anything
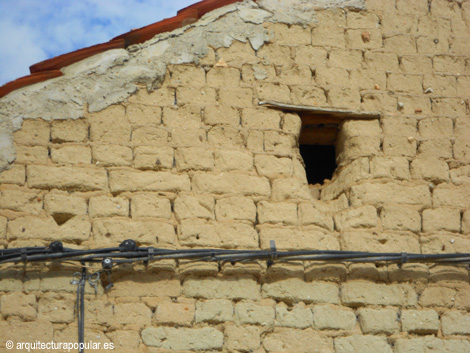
258,101,380,120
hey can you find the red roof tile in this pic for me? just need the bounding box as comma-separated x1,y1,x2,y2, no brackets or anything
0,71,63,98
178,0,243,17
0,0,248,98
112,10,198,47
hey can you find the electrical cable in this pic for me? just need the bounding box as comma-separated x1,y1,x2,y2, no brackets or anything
2,239,469,353
71,265,86,353
78,267,85,353
1,240,469,267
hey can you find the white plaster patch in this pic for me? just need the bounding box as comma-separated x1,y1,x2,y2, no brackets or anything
238,8,273,24
144,41,171,58
0,132,14,165
62,49,129,77
0,0,366,171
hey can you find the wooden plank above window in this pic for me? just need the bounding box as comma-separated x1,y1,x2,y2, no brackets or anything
258,101,381,120
259,101,381,146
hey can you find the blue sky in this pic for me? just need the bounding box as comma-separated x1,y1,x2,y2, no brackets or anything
0,0,197,85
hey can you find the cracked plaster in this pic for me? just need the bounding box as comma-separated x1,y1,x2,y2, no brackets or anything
0,0,365,171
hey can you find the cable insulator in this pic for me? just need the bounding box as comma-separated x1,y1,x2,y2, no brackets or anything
102,257,113,270
119,239,137,252
21,248,27,262
267,240,277,267
49,241,64,253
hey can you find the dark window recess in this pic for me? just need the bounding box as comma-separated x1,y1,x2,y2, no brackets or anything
257,101,380,186
299,143,336,185
298,112,340,185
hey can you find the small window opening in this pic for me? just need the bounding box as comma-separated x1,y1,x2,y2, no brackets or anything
258,101,381,197
298,115,339,187
299,144,337,185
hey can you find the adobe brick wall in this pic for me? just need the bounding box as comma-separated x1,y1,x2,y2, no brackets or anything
1,0,470,351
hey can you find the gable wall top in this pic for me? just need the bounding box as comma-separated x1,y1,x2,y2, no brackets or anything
0,0,366,170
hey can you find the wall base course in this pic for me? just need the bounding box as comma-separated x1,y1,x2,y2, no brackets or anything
335,335,392,353
341,281,417,307
225,324,261,351
1,266,470,351
196,299,233,323
263,328,334,353
275,303,313,329
313,304,356,331
394,337,470,353
358,307,398,335
184,276,261,301
142,327,224,350
402,309,440,334
263,278,339,304
236,300,275,326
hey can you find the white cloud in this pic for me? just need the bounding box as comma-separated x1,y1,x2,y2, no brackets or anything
0,0,196,85
0,19,47,84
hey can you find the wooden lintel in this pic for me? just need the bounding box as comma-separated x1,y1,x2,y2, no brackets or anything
299,127,338,145
301,113,344,125
258,101,380,120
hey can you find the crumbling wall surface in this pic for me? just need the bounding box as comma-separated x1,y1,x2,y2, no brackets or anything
0,0,366,170
1,0,470,351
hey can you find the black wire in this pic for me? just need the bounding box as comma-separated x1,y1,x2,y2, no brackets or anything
0,248,122,264
1,245,469,267
2,242,466,353
77,266,86,353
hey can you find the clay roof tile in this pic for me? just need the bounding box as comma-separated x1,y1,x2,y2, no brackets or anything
0,0,248,98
